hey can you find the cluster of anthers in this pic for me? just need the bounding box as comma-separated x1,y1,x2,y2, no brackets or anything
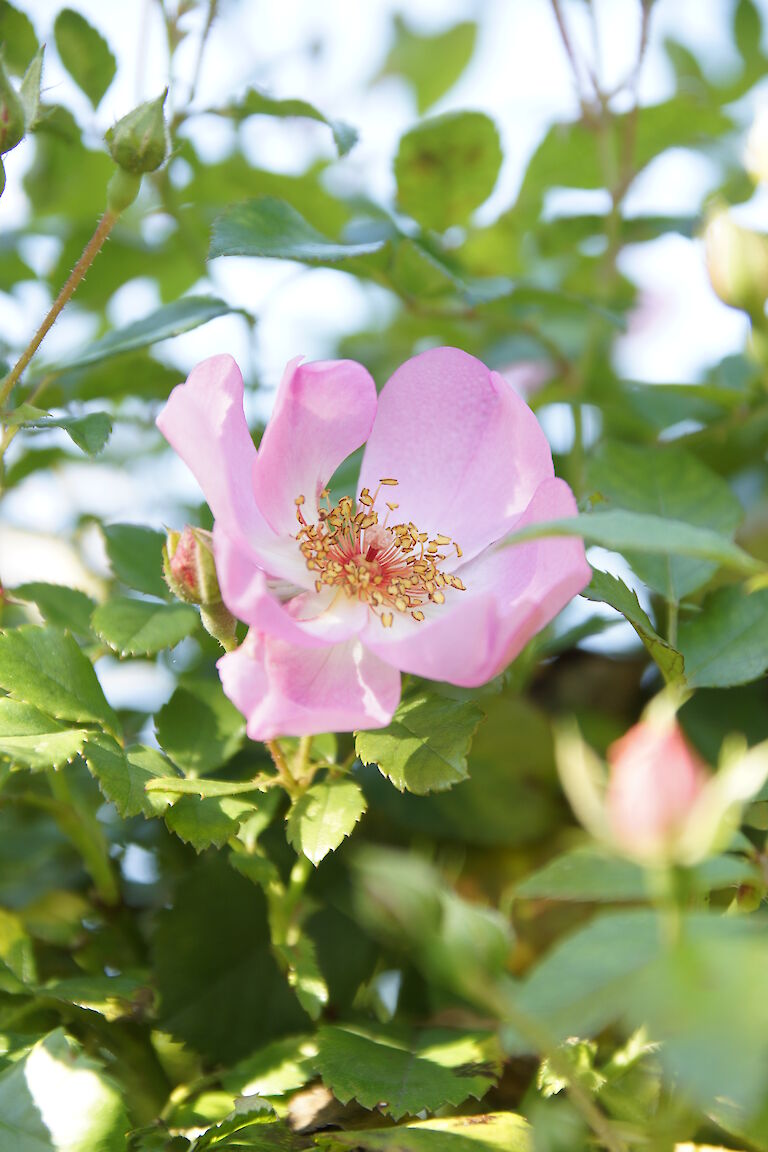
294,480,466,628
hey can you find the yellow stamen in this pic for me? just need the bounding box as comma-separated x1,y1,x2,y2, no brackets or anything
293,479,466,624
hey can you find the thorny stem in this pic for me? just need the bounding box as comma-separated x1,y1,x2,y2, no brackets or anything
266,739,298,795
0,211,117,413
297,734,313,778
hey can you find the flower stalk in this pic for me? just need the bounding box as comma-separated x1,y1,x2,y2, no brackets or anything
0,209,118,413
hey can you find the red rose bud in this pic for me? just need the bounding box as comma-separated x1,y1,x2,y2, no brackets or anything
606,717,708,864
164,526,219,604
0,51,25,156
163,526,236,649
106,89,168,175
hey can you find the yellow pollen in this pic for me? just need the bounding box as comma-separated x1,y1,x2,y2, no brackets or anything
294,481,465,627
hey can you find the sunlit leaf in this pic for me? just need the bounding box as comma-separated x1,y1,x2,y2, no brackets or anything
286,778,367,864
0,1028,128,1150
0,626,120,738
92,597,198,656
53,8,115,108
395,111,502,231
316,1025,501,1120
356,691,483,794
0,697,89,771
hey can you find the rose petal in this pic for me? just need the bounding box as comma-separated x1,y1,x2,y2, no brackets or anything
214,523,369,647
217,631,401,739
366,477,590,686
254,357,378,535
157,355,263,538
157,354,314,586
359,347,555,562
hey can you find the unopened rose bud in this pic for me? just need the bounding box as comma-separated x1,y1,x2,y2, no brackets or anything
163,526,236,649
746,106,768,186
164,526,219,604
0,50,25,156
106,90,168,175
705,208,768,319
606,718,707,864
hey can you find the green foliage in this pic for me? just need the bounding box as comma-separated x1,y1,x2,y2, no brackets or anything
677,585,768,687
378,16,478,114
92,597,199,656
12,582,95,635
0,697,89,770
504,508,761,577
587,441,744,601
53,8,115,108
0,1,37,75
315,1025,501,1119
50,296,233,374
515,846,759,902
83,735,176,817
286,778,367,864
394,112,502,231
102,523,169,599
223,87,357,156
4,404,112,454
153,859,307,1063
0,625,120,736
582,568,683,681
355,691,484,794
210,196,386,263
0,1029,129,1150
155,677,245,774
317,1113,530,1151
1,4,768,1148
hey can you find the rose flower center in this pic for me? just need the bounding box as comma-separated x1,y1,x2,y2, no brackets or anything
294,480,465,628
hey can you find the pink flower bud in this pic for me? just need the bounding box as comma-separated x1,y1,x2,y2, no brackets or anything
606,718,708,863
163,526,237,650
164,526,213,605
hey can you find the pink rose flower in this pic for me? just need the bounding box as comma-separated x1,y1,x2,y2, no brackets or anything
157,346,589,738
606,718,708,862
